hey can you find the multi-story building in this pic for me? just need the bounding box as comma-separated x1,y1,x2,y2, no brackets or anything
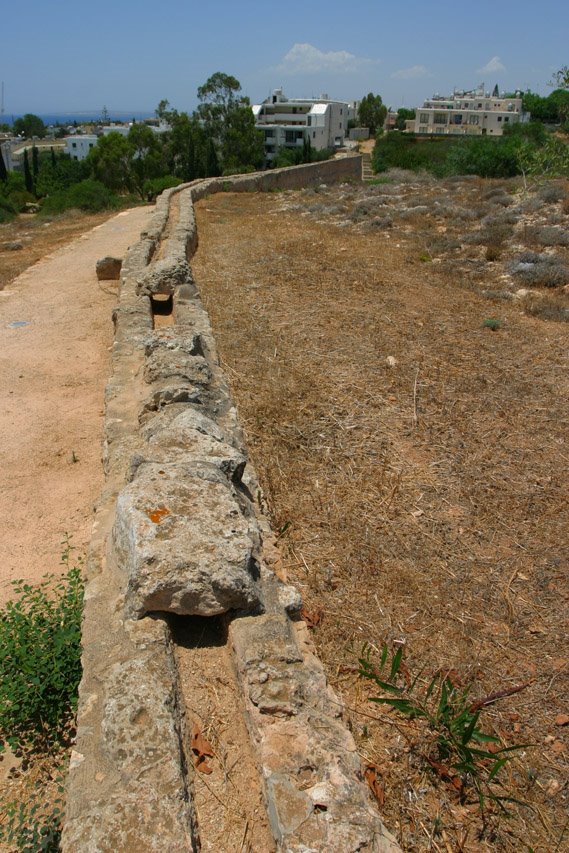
408,85,528,136
64,134,98,160
252,89,349,162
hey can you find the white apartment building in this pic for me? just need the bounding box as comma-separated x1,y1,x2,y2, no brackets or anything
252,89,349,162
65,134,98,160
408,85,528,136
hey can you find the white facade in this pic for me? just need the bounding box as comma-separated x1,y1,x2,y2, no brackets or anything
408,86,527,137
252,89,349,162
65,135,98,160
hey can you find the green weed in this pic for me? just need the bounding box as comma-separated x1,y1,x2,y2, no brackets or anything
0,539,84,754
359,644,527,814
482,318,502,330
0,780,64,852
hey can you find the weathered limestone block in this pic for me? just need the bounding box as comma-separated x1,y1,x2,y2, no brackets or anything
140,408,246,483
140,382,204,415
137,257,195,296
96,256,122,280
114,462,263,618
62,605,197,852
145,351,211,387
230,613,401,852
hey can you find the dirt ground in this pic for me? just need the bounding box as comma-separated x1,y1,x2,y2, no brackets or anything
192,180,568,852
0,205,152,604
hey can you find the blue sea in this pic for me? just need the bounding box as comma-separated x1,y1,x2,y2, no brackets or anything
3,112,154,126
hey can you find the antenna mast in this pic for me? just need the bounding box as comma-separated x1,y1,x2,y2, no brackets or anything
1,82,4,117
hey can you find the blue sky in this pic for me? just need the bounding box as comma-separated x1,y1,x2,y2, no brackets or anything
2,0,567,116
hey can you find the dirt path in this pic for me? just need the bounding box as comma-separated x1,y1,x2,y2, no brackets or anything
0,206,152,603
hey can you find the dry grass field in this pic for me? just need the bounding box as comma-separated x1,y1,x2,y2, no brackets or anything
192,174,569,852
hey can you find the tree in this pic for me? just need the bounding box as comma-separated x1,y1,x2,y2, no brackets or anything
196,72,263,173
395,108,416,131
32,145,39,178
220,104,264,174
196,72,243,140
87,132,132,192
0,148,7,182
127,123,163,197
358,93,387,136
13,114,46,139
551,66,569,90
23,149,34,193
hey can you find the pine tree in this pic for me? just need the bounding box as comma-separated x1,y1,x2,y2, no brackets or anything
23,149,34,194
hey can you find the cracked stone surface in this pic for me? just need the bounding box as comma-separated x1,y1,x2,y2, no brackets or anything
114,462,263,618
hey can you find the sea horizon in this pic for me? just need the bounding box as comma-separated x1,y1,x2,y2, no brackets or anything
2,111,155,126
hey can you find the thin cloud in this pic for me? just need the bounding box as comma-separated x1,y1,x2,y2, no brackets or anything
477,56,506,74
391,65,430,80
277,43,378,75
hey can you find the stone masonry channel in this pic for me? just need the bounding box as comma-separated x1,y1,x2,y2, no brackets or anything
62,157,401,852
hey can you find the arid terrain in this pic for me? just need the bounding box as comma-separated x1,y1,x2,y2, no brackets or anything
192,174,569,852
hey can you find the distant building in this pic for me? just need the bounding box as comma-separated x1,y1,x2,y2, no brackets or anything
252,89,349,163
407,85,528,136
65,135,98,160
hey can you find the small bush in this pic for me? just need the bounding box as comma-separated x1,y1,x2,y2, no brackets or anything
522,225,569,247
538,183,567,204
143,174,182,201
40,180,121,215
523,291,569,322
510,252,569,287
0,194,16,222
0,552,84,752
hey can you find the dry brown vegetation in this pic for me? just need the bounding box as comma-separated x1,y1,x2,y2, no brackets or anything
0,209,114,292
192,175,568,852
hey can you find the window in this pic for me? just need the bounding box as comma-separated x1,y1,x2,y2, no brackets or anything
477,103,482,108
420,113,428,123
504,116,509,122
497,116,502,122
264,129,274,138
339,121,342,128
285,131,295,143
433,113,447,124
453,114,463,125
72,142,77,148
418,126,428,134
313,131,315,139
307,116,311,126
469,115,479,125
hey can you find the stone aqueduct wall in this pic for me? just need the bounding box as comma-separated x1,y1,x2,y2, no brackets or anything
62,156,400,851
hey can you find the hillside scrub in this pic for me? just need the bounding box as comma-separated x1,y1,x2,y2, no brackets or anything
372,126,568,180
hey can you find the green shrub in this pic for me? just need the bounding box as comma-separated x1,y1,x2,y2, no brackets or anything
0,552,84,752
40,180,120,215
143,174,182,201
0,194,16,222
0,786,64,852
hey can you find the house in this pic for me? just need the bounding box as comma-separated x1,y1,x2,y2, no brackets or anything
65,135,98,161
252,89,349,162
407,85,528,136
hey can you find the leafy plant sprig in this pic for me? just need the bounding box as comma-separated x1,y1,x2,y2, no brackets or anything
359,643,529,813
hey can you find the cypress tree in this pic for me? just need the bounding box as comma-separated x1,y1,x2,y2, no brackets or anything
32,145,39,177
206,138,220,177
50,147,57,168
23,149,34,194
0,148,7,182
